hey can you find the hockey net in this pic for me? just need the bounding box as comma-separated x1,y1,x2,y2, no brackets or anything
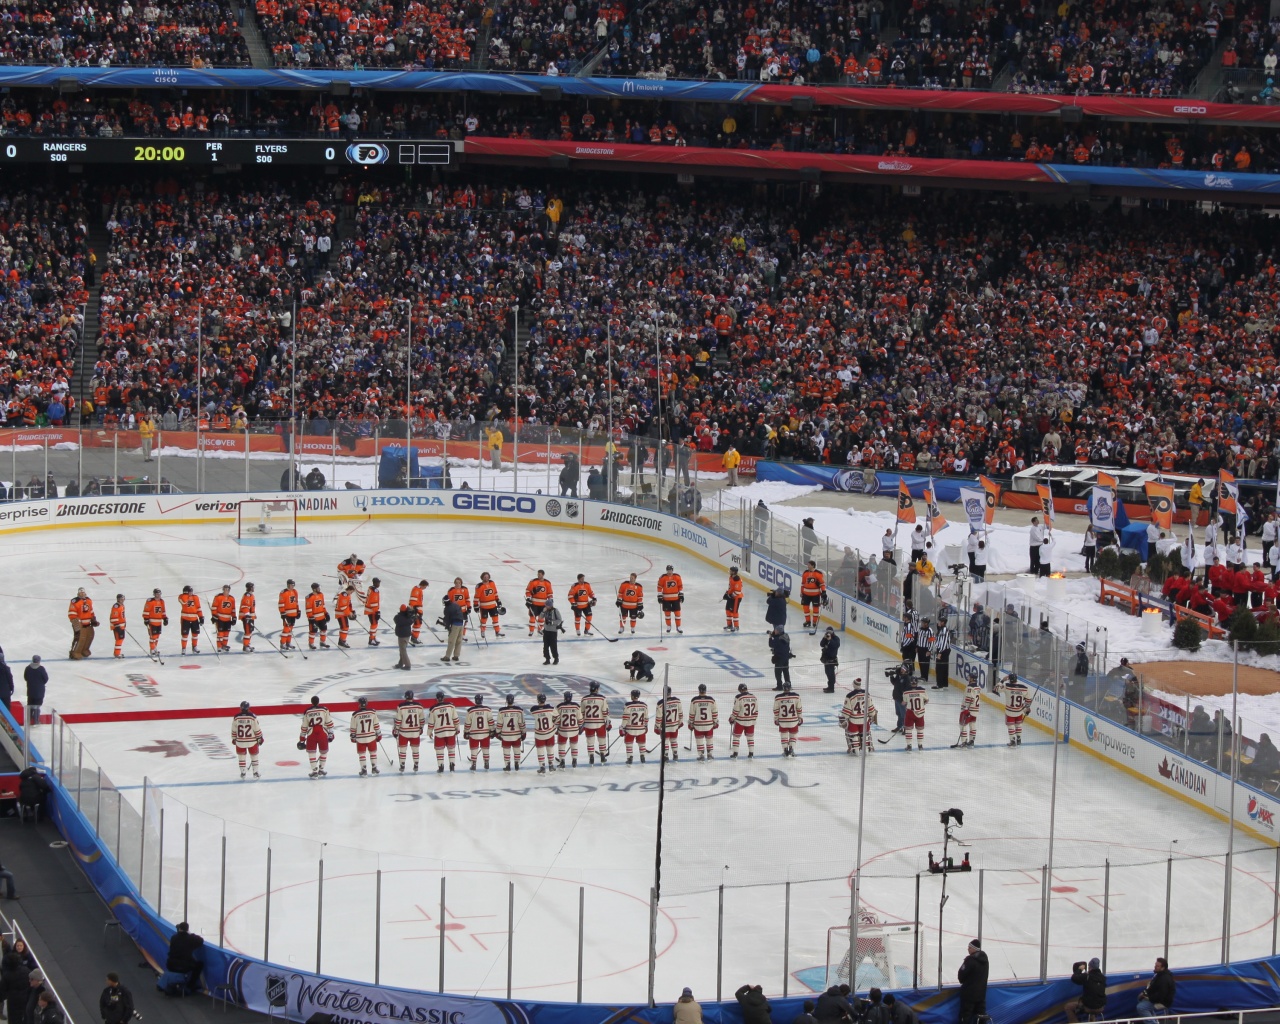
236,498,298,538
825,912,921,991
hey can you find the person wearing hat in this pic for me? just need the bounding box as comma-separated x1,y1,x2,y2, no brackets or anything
24,969,45,1024
674,987,702,1024
99,972,134,1024
722,444,741,487
820,626,840,693
441,593,466,663
541,597,565,665
393,603,416,670
957,939,988,1024
800,517,819,564
24,656,47,727
753,499,770,546
1066,957,1107,1022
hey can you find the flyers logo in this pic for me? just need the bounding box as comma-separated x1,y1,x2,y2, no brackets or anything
1149,495,1173,516
984,491,997,512
898,492,914,512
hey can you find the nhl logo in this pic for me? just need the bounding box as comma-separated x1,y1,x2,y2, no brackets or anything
545,500,562,518
265,976,288,1007
566,501,580,519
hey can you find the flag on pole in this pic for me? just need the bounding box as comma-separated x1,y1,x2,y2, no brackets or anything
1036,482,1055,526
925,479,948,536
959,487,987,530
1090,486,1117,533
1218,469,1238,517
1144,481,1175,532
978,475,1000,526
896,479,917,524
1097,471,1118,490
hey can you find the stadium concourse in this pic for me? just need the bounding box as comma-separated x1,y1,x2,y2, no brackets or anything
22,512,1277,1003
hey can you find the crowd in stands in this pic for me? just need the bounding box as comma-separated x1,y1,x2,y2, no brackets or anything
3,91,1279,172
0,0,249,67
11,174,1259,491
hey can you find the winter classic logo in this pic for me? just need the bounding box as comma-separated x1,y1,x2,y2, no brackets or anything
964,496,984,521
1093,495,1113,522
1083,716,1136,759
1248,796,1275,830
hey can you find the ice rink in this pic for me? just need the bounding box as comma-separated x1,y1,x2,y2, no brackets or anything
17,517,1279,1004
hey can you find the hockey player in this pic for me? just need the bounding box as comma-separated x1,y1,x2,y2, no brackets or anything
773,681,803,756
211,585,237,653
617,573,644,634
68,587,96,660
239,583,256,652
349,696,382,776
408,580,428,645
839,678,876,755
657,565,684,634
143,589,167,656
996,673,1031,746
337,554,366,587
393,690,425,772
556,690,582,768
581,681,611,764
278,580,300,651
729,682,759,758
655,686,683,760
109,594,126,658
364,577,382,645
305,584,330,650
531,693,559,774
297,696,334,778
903,675,929,751
495,694,527,770
334,585,356,648
800,561,827,634
689,683,719,761
231,701,263,779
526,570,552,636
465,695,495,770
820,626,840,692
955,676,982,748
625,650,655,681
179,586,203,655
428,691,460,772
622,690,649,764
723,566,743,632
567,574,597,636
475,572,504,638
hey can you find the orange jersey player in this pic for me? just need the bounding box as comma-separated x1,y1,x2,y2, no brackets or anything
211,585,237,652
474,572,504,638
109,594,127,659
278,579,300,650
616,573,643,634
334,585,356,648
525,570,552,635
364,577,382,646
723,566,743,632
567,574,597,635
800,561,827,633
239,583,256,652
142,589,167,657
305,583,331,650
408,579,428,644
657,564,684,634
178,585,204,655
337,553,366,587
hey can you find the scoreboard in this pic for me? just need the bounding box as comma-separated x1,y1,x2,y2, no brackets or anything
0,138,453,166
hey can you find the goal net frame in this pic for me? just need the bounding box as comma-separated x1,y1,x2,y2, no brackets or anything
825,915,921,991
236,498,299,538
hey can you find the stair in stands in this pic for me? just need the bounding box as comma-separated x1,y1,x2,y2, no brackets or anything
239,5,274,70
73,222,111,428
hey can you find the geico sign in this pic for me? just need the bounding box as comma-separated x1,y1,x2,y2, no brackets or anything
756,562,793,591
1173,105,1207,114
452,494,537,513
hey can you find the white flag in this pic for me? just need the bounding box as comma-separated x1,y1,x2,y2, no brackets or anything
1090,486,1117,533
959,487,987,530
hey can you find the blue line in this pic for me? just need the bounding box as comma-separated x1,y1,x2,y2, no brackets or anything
115,737,1050,791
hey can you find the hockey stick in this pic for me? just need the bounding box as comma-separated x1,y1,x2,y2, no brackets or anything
126,627,163,666
465,612,487,648
200,620,222,662
587,621,621,644
949,730,968,749
877,728,902,745
258,630,296,661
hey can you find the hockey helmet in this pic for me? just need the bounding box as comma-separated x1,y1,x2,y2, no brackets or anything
474,694,485,705
630,689,641,700
404,690,414,700
310,696,320,706
564,690,573,701
698,683,707,694
737,683,749,693
358,696,368,708
589,681,600,693
239,701,250,712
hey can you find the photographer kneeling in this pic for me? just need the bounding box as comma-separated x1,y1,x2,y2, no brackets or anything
1066,958,1107,1022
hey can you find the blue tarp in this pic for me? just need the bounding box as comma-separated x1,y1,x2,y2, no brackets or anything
755,462,978,502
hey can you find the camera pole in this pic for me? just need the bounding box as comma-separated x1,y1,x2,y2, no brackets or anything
937,821,951,989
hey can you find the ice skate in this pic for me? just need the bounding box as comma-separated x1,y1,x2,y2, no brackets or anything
626,755,634,765
698,754,705,762
640,754,646,764
676,628,683,634
504,764,511,772
239,768,246,778
747,751,753,758
320,642,330,649
409,638,422,647
338,640,351,648
538,766,546,775
359,767,368,776
252,769,260,778
449,763,455,771
318,767,328,776
437,765,444,774
309,769,319,779
589,753,596,765
470,762,477,771
571,757,577,767
400,763,406,772
730,751,738,759
371,764,380,774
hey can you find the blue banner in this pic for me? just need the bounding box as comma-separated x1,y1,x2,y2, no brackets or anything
755,463,977,503
1044,163,1280,194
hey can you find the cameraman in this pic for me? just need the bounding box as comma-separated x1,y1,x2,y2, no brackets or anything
890,663,911,734
1066,958,1106,1022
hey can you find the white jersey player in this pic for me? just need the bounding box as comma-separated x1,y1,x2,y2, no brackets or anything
298,696,335,778
557,692,582,767
531,693,559,774
465,695,495,770
580,681,611,765
903,679,928,751
232,701,263,779
655,688,683,761
838,678,876,755
997,673,1031,746
772,682,803,756
428,691,461,772
349,696,382,776
495,695,527,771
393,690,425,772
956,680,982,748
688,683,719,761
729,683,759,758
622,689,649,764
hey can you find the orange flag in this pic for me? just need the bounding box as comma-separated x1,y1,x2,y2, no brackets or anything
978,475,1000,525
896,479,917,524
1144,481,1175,531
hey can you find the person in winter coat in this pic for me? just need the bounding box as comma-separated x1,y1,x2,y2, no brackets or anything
1135,958,1175,1018
820,627,840,692
765,588,789,632
99,973,134,1024
957,939,989,1024
673,987,702,1024
625,651,656,682
541,597,566,665
769,627,794,690
814,986,851,1022
1,950,30,1024
735,984,772,1024
883,995,919,1024
559,455,581,498
441,596,466,662
0,649,12,714
24,657,47,723
1066,957,1107,1022
36,990,66,1024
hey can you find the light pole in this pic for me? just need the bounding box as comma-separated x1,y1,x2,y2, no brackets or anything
652,302,662,497
513,302,520,493
395,298,413,486
195,303,203,491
